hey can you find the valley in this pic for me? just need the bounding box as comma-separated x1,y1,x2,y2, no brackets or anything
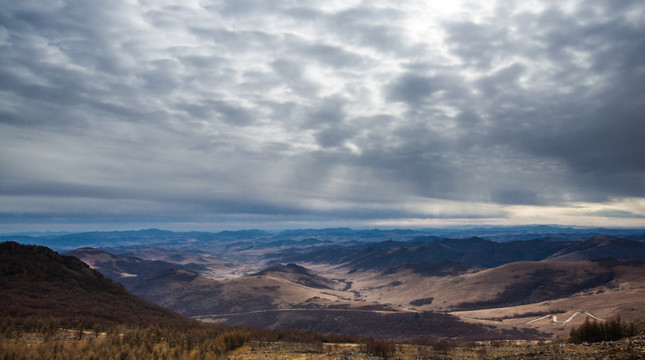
3,227,645,340
4,226,645,359
25,226,643,341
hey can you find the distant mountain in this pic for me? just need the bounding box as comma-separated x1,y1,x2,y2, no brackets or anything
0,241,188,328
269,236,645,271
43,228,178,249
417,225,645,242
2,228,272,251
271,228,426,242
221,238,336,256
547,236,645,262
5,227,645,261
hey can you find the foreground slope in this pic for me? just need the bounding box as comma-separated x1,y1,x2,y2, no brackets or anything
0,241,188,328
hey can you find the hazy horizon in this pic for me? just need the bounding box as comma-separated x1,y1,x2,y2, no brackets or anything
3,223,645,236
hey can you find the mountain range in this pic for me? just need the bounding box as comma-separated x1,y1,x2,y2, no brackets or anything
5,225,645,252
268,235,645,270
5,226,645,340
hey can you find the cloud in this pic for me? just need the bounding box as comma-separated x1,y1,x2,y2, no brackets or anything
590,210,645,219
299,43,366,69
387,73,447,106
1,0,644,230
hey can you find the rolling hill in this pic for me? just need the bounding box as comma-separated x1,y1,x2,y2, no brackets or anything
64,249,353,316
254,263,337,289
65,247,180,288
115,247,242,279
269,236,645,271
547,236,645,261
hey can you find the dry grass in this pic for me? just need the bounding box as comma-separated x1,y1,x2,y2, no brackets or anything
226,337,645,360
4,334,644,360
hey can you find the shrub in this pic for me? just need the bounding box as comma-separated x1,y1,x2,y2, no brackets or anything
360,337,396,358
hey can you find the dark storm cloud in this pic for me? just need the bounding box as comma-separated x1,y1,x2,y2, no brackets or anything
1,0,645,229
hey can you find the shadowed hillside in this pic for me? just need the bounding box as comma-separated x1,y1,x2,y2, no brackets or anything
452,261,615,310
0,241,189,329
383,261,476,277
65,247,180,288
198,309,545,341
548,236,645,261
269,236,645,270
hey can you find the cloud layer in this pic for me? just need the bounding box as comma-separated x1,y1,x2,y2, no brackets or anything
1,0,644,230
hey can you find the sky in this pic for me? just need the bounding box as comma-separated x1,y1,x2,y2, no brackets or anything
1,0,645,232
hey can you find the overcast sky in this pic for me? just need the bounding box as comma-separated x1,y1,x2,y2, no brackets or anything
1,0,644,231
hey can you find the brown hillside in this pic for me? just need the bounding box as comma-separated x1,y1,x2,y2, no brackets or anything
0,241,190,329
130,266,353,316
353,260,635,313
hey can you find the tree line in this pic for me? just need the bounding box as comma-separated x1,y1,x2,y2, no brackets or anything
569,315,638,343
